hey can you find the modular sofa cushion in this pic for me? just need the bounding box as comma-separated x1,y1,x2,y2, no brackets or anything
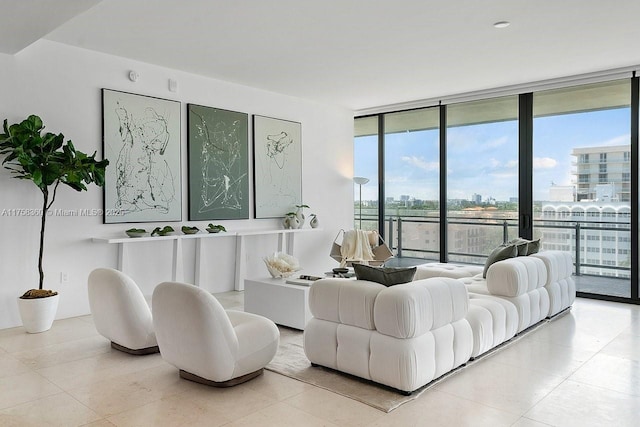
308,278,384,330
373,277,469,339
414,262,484,280
531,251,576,317
353,264,417,286
530,251,573,285
485,256,547,297
483,244,518,278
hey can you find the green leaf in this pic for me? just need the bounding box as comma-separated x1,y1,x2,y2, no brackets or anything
32,169,42,186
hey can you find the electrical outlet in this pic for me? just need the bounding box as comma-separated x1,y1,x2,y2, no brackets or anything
60,272,69,284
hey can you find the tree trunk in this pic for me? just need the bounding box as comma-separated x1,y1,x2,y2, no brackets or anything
39,190,48,290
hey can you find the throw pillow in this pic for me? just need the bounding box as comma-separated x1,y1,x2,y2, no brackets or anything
508,238,529,256
353,264,417,286
483,244,518,278
527,238,541,255
509,237,541,256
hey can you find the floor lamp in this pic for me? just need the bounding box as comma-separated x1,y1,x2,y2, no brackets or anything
353,177,369,229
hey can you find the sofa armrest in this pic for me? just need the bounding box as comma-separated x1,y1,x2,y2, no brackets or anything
486,256,547,297
308,278,384,330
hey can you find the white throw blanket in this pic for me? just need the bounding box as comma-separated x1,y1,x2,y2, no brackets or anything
340,230,374,267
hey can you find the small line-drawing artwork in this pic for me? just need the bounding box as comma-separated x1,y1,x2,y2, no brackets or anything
114,102,176,214
192,110,246,213
263,129,297,208
266,131,294,169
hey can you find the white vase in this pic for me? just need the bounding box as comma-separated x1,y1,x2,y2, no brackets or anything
17,293,59,333
310,216,319,228
295,208,305,228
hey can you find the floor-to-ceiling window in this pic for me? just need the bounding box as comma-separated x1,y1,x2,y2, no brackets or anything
533,79,632,298
446,96,519,264
383,108,440,258
354,116,379,231
354,76,638,304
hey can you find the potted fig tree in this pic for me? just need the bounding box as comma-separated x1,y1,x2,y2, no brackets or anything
0,115,108,333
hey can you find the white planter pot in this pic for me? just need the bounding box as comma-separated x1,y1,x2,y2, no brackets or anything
17,294,59,333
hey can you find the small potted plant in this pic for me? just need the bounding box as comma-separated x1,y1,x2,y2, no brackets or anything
0,115,108,333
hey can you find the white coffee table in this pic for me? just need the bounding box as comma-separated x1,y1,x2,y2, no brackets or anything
244,277,313,330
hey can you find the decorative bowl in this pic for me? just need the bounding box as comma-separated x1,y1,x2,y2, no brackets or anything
181,226,199,235
125,229,146,238
206,228,221,233
151,226,174,237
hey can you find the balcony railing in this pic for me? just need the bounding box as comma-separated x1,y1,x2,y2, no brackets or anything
354,212,631,278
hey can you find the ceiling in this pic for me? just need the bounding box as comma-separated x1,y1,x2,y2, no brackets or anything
4,0,640,112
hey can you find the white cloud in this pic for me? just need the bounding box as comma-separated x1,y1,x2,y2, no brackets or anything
489,158,501,168
401,156,439,171
533,157,557,169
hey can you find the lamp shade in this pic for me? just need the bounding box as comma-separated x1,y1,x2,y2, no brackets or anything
353,177,370,185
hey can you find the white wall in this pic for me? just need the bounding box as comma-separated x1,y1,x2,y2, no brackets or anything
0,40,354,330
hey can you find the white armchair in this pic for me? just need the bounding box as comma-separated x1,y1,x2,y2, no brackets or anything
87,268,158,355
152,281,280,387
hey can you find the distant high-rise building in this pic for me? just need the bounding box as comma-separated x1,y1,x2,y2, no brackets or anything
537,144,632,278
572,144,630,202
471,193,482,204
400,195,410,202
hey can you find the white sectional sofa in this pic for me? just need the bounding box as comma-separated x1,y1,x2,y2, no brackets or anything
303,251,576,393
304,277,473,394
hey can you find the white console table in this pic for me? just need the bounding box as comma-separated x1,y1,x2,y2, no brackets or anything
92,227,322,291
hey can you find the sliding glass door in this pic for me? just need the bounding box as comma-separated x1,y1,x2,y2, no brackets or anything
446,96,519,263
533,80,632,298
383,108,440,259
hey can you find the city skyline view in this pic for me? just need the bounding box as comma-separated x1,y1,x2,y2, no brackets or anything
355,107,630,203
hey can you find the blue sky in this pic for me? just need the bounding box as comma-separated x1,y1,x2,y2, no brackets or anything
355,107,630,202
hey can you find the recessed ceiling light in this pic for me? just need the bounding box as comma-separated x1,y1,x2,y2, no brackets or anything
494,21,511,29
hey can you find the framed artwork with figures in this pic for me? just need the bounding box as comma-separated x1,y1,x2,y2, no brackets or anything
252,115,302,218
102,89,182,223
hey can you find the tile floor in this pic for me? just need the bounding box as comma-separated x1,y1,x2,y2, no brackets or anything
0,294,638,426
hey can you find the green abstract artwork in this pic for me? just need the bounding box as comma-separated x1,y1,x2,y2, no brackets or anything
187,104,249,220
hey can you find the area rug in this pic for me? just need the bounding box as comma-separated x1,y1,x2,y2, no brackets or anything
265,316,558,413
